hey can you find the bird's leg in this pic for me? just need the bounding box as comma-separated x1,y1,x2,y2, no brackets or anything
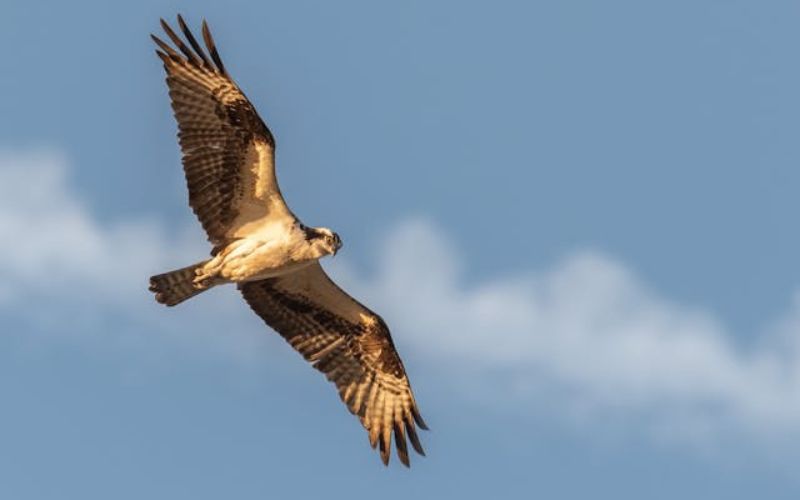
193,254,224,287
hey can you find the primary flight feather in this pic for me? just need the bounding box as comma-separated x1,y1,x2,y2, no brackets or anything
148,15,427,467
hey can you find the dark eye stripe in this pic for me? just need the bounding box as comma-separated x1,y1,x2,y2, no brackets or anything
301,224,320,240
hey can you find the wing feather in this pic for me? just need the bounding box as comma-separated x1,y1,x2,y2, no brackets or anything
202,20,228,77
153,16,288,247
177,14,213,69
239,263,427,466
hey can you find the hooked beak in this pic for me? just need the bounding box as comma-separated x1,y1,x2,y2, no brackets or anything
333,234,342,256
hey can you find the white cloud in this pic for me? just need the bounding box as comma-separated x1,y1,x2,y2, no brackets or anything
0,149,199,301
0,150,266,363
330,220,800,442
3,149,800,445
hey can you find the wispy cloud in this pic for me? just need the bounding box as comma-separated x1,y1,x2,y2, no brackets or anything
3,149,800,446
332,219,800,444
0,150,262,361
0,149,200,303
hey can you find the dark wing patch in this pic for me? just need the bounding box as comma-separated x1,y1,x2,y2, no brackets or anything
152,16,284,246
239,263,428,467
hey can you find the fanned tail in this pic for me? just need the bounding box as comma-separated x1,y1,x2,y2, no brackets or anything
149,261,210,306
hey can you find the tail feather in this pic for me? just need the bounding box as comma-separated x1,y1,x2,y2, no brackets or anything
149,261,209,306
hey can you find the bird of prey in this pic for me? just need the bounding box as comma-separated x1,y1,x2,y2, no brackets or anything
148,16,427,466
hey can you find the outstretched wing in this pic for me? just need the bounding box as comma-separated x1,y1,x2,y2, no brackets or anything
239,263,428,466
152,16,292,248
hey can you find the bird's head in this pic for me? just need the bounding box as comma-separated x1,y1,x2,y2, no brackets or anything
304,226,343,258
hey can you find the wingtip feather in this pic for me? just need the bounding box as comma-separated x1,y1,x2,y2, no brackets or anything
412,406,429,431
405,415,426,456
368,425,380,449
394,422,410,467
160,17,200,65
379,429,391,466
150,34,178,59
176,14,212,69
201,19,227,76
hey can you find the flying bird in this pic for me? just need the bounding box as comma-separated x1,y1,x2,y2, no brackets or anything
148,16,427,466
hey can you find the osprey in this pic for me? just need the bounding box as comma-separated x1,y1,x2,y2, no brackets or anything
148,16,427,466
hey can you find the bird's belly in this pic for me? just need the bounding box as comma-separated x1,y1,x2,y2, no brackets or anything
215,238,313,282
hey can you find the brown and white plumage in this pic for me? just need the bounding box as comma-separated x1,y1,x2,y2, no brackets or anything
240,263,427,466
148,16,427,466
152,16,287,248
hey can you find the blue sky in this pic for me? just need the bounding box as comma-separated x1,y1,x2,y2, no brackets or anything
2,0,800,498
